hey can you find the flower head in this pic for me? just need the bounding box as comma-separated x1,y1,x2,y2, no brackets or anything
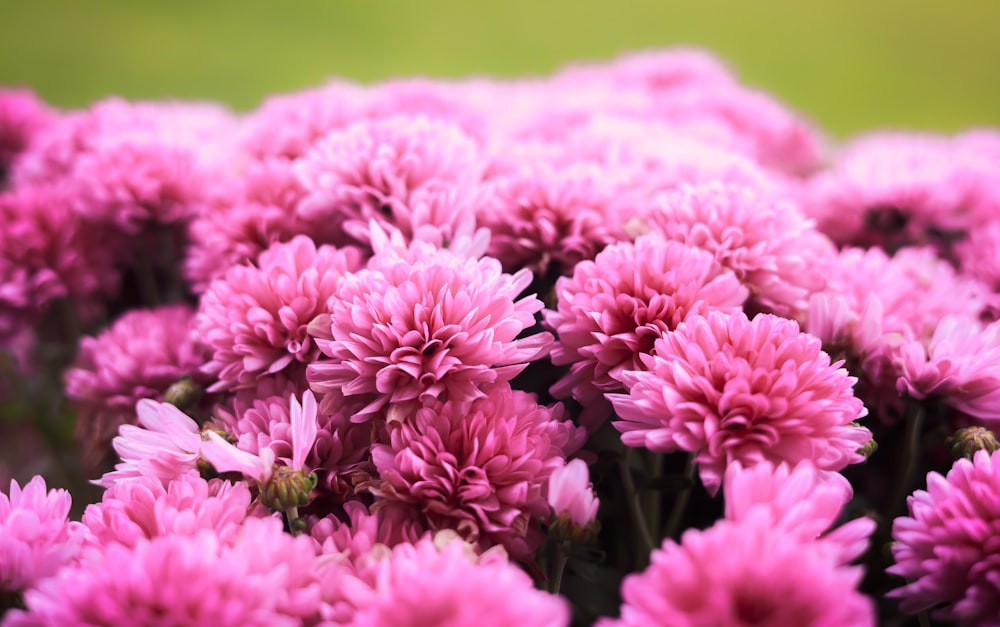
609,311,870,493
0,88,56,170
546,458,600,535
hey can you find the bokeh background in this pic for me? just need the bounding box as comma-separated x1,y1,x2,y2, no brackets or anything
1,0,999,137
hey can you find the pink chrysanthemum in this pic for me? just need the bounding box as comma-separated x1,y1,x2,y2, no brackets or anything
198,235,362,392
307,236,551,421
723,461,875,566
897,317,1000,424
0,185,123,339
545,235,748,429
642,182,835,316
478,159,628,275
97,399,204,488
369,383,581,558
546,458,600,529
83,474,253,549
330,534,570,627
65,304,209,465
294,114,484,247
0,88,56,170
311,500,425,571
13,517,320,627
956,220,1000,290
0,476,86,593
608,311,870,493
890,449,1000,624
599,510,874,627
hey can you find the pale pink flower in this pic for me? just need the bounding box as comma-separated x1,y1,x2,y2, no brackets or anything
0,88,56,170
545,235,748,429
0,476,86,593
609,311,870,493
897,316,1000,424
65,304,210,465
97,399,204,488
295,114,484,247
83,473,253,549
369,383,581,558
307,239,550,421
956,220,1000,290
723,461,875,565
643,182,835,316
198,235,362,392
599,511,874,627
311,500,425,572
362,78,490,141
546,458,600,528
331,534,570,627
14,517,321,626
890,449,1000,624
554,47,734,93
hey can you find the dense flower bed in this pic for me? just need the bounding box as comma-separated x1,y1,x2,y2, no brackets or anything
3,48,1000,625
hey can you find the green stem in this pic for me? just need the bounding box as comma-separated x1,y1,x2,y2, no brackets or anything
642,450,663,544
549,545,569,594
619,448,655,560
662,453,696,540
891,401,925,519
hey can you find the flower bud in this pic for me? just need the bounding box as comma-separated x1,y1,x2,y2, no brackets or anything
163,376,202,410
948,426,1000,460
546,459,600,543
260,466,318,513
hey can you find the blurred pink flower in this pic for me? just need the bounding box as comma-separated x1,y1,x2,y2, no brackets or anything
0,88,56,170
307,239,550,421
643,182,835,316
370,383,581,558
83,473,253,549
198,235,362,392
723,461,875,565
65,304,210,466
295,114,484,247
546,458,600,528
0,476,86,593
599,511,874,627
609,311,870,493
14,517,320,626
890,449,1000,624
331,534,570,627
545,235,747,429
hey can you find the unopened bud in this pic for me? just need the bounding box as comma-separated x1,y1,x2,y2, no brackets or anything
948,426,1000,460
849,422,877,460
164,376,202,410
260,466,318,513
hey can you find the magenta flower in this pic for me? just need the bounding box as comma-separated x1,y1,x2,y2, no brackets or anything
545,235,748,429
609,311,870,493
599,511,874,627
331,534,570,627
0,476,86,593
14,517,320,626
723,461,875,565
198,235,362,392
65,304,210,464
0,88,55,170
643,182,835,316
369,383,581,558
294,114,484,247
83,474,253,549
307,238,550,421
890,449,1000,624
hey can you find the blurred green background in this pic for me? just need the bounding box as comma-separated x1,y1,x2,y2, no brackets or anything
1,0,998,138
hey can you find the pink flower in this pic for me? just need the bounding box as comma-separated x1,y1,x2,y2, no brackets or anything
642,182,835,316
897,316,1000,424
546,458,600,528
723,461,875,565
97,399,204,488
545,235,748,429
307,238,551,421
331,534,570,627
599,511,874,627
294,114,484,247
14,517,321,626
83,474,253,549
890,449,1000,624
198,235,362,392
369,383,581,558
478,159,628,275
0,88,56,170
0,476,86,593
609,311,870,493
957,220,1000,290
311,500,425,572
65,304,210,465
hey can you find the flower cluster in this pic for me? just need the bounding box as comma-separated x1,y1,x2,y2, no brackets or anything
3,47,999,625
